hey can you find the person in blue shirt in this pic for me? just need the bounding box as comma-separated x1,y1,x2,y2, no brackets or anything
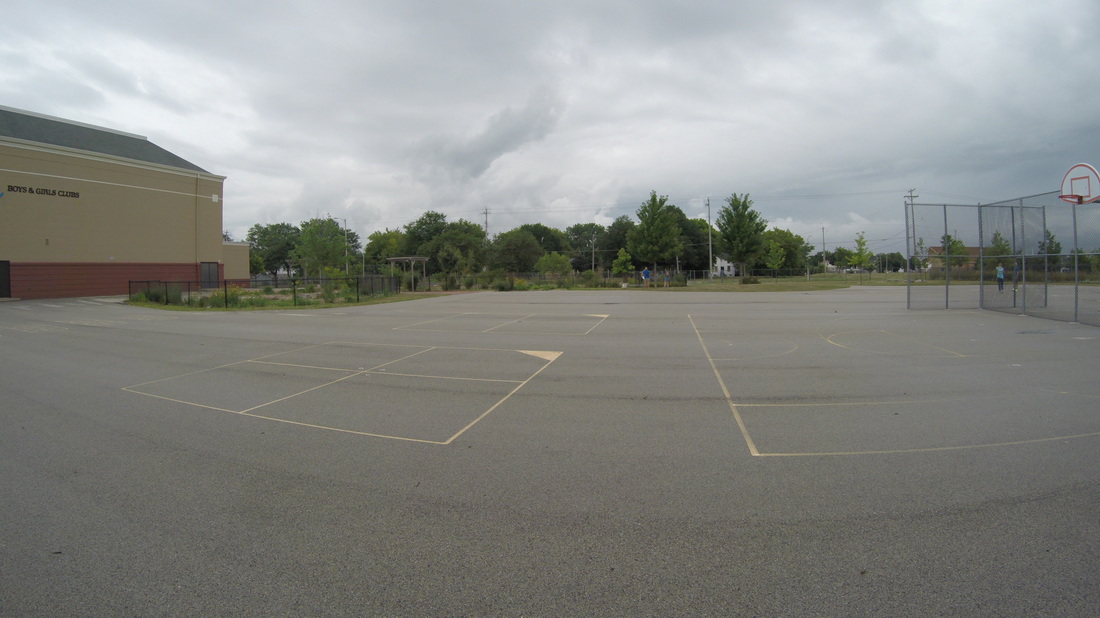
996,263,1005,292
641,268,650,287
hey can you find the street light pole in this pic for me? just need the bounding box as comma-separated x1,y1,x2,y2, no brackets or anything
591,232,596,273
707,197,712,278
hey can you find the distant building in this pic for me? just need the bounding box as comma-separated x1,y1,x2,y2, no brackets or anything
713,256,734,277
0,106,247,299
924,246,981,270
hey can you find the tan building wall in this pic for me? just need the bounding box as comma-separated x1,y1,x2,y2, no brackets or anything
222,242,251,280
1,142,223,263
1,122,247,299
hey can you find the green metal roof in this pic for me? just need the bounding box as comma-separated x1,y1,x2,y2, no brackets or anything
0,106,211,174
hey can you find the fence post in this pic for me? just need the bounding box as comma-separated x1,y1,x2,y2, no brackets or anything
356,276,361,303
223,280,229,308
292,280,298,306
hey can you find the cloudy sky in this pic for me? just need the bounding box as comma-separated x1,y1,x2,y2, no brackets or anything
4,0,1098,254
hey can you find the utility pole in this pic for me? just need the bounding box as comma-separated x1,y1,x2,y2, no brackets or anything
482,207,491,237
905,188,919,272
821,227,826,275
706,197,712,278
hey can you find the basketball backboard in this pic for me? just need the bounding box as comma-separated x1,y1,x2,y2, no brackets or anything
1059,163,1100,204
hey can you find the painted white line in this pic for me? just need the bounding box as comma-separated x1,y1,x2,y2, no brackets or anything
689,314,759,456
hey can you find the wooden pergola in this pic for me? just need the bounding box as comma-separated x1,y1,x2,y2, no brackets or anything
386,256,428,290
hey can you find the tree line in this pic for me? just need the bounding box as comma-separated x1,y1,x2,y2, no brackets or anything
246,192,835,283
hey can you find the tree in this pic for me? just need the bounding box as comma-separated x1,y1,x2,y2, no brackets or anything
985,230,1012,258
426,219,487,284
606,215,636,261
291,218,357,277
248,251,265,275
757,228,812,272
535,252,572,278
518,223,569,254
715,192,767,277
880,251,906,272
565,223,606,272
849,231,873,282
402,211,448,258
1037,229,1062,271
663,206,711,272
681,218,714,272
627,191,683,268
364,228,404,268
939,234,970,269
763,239,786,274
611,247,634,282
833,247,853,269
912,238,929,272
490,228,543,273
246,222,300,276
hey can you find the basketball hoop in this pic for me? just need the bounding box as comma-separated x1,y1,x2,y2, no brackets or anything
1060,163,1100,204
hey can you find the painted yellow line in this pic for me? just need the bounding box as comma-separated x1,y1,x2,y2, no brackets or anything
735,392,1027,408
581,315,609,335
688,314,759,456
119,388,238,413
369,371,524,384
122,343,331,389
123,342,563,445
442,352,562,445
519,350,563,362
228,411,449,444
822,329,966,357
249,360,361,372
757,430,1100,457
393,313,470,330
483,314,535,333
124,378,448,444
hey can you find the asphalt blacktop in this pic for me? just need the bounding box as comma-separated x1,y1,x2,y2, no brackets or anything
2,287,1098,615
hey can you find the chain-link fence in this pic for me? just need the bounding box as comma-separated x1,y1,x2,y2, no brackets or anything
907,191,1100,326
129,276,399,308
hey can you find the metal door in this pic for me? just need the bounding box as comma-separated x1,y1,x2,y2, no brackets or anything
200,262,219,288
0,261,10,297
